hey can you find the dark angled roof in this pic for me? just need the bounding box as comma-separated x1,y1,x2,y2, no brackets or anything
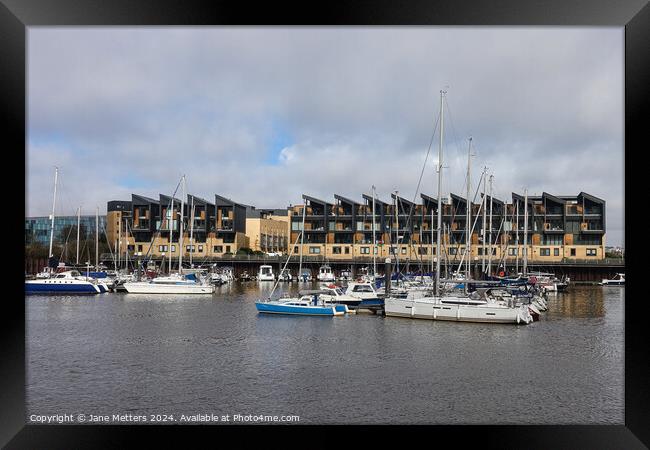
215,194,246,208
362,193,390,206
390,193,415,206
302,194,332,206
542,192,566,204
420,193,439,205
577,192,605,204
480,193,504,206
334,194,361,206
187,194,214,206
511,193,535,206
450,193,469,204
160,194,182,207
131,194,159,205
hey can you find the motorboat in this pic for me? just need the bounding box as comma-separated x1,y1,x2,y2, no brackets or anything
316,285,363,307
278,268,293,282
344,281,382,300
25,270,104,294
123,272,215,294
258,265,276,281
317,264,336,282
601,273,625,286
338,269,352,281
298,268,313,282
255,292,348,316
238,271,253,281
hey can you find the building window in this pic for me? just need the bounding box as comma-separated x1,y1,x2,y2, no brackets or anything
344,247,350,254
586,248,597,256
171,245,176,252
508,248,518,256
294,246,299,254
309,246,320,254
390,246,397,255
418,247,428,255
137,244,143,252
449,248,458,255
198,245,203,252
333,246,342,254
478,248,483,256
401,247,407,255
373,246,378,254
570,248,576,256
540,248,550,256
214,245,223,253
360,247,370,254
225,245,231,253
159,245,168,252
554,248,559,256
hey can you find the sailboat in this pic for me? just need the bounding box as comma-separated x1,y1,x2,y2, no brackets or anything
256,225,348,316
123,176,215,294
26,168,105,294
383,91,532,324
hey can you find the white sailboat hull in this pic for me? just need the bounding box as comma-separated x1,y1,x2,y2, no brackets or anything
384,297,532,324
123,282,215,294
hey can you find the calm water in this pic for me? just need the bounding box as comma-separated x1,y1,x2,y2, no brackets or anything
26,284,624,424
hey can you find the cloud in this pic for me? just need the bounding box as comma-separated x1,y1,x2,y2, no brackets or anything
26,27,624,245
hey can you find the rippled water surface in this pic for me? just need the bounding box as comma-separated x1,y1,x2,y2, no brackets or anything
26,284,624,424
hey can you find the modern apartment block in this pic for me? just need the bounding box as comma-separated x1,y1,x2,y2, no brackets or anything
106,193,250,260
289,191,606,267
245,207,289,253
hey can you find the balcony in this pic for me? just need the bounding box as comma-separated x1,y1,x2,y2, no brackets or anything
132,219,150,230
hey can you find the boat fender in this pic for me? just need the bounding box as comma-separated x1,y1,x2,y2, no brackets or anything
411,305,415,317
456,308,460,320
433,308,437,319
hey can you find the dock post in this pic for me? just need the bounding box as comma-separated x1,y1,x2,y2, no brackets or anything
385,258,392,296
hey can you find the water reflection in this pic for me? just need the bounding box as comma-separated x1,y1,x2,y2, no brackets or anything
26,285,624,425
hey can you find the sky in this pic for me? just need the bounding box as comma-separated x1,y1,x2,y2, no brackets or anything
26,27,624,246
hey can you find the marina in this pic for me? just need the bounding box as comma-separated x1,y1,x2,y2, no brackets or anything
21,26,627,433
25,283,624,424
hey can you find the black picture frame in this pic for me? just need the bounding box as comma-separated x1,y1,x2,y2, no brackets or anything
2,0,646,447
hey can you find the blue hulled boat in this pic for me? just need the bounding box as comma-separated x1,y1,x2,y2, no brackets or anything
255,293,349,316
25,270,103,294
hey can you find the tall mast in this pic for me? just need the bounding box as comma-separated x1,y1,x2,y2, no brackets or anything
394,191,399,277
76,206,81,265
435,89,445,297
372,185,377,277
466,137,472,287
298,199,306,278
117,214,121,269
189,196,195,266
515,200,519,273
124,219,129,270
179,175,185,274
431,207,434,279
481,168,487,276
48,167,59,260
523,188,529,276
487,174,494,277
168,196,174,274
95,206,99,269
